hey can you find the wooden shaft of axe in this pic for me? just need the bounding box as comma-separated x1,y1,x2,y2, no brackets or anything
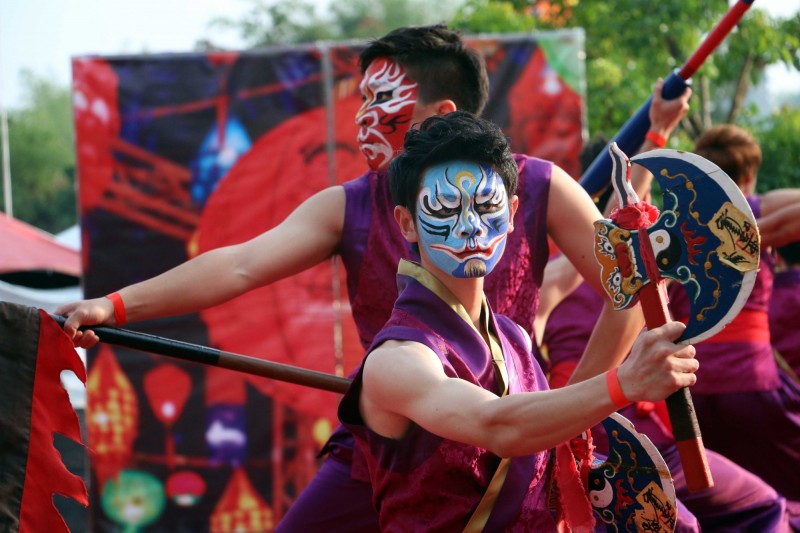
51,315,351,394
638,281,714,492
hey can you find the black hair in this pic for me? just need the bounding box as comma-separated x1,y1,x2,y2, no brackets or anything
389,111,518,215
359,24,489,115
778,241,800,266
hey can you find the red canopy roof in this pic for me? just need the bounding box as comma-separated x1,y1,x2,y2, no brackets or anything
0,213,81,277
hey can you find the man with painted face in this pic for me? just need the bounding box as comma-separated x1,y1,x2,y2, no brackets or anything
339,111,699,530
57,24,699,531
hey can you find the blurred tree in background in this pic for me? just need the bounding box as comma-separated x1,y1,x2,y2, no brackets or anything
210,0,463,45
5,71,76,233
753,105,800,193
5,0,798,231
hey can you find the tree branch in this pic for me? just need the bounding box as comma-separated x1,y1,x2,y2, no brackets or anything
727,55,754,124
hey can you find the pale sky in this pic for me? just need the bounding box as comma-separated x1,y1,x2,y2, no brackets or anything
1,0,798,110
0,0,250,108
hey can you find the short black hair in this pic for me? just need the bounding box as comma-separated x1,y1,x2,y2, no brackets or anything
359,24,489,115
389,111,518,215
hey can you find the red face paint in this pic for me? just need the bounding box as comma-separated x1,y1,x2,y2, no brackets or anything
355,57,419,171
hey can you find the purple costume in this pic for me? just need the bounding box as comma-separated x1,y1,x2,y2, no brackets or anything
277,155,552,531
544,281,790,531
770,268,800,377
340,263,556,531
667,195,800,528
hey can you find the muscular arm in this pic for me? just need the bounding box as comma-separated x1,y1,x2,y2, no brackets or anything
546,166,646,383
57,186,346,344
361,322,696,457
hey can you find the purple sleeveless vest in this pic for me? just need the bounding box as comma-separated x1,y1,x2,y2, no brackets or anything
542,281,603,369
668,196,779,394
339,271,555,532
339,154,553,349
770,268,800,376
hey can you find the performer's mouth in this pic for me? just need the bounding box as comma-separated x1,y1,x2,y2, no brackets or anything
431,235,503,260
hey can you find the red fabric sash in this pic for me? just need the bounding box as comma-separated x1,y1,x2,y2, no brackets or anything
679,308,770,344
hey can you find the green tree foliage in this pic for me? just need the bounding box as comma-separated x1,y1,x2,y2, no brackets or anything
6,71,76,233
211,0,462,46
753,106,800,191
450,0,538,34
450,0,799,148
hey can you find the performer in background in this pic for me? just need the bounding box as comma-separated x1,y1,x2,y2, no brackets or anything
339,110,699,531
57,24,693,531
770,241,800,380
536,136,791,532
667,124,800,529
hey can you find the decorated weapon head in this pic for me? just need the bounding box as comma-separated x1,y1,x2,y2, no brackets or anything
547,413,677,532
594,143,760,344
589,413,677,532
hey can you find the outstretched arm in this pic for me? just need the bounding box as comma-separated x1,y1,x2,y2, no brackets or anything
361,322,696,457
56,186,346,347
757,189,800,248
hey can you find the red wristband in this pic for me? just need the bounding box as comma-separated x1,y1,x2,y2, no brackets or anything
606,367,632,409
645,130,667,148
106,291,127,326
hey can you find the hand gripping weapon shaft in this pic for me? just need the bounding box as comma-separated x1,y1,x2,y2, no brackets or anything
594,143,760,492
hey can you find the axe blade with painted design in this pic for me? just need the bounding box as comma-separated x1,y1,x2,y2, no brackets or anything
593,143,760,492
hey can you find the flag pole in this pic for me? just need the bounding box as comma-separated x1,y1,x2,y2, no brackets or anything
50,314,351,394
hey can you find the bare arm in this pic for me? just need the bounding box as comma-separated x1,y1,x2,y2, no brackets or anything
547,166,646,382
548,79,690,380
757,189,800,248
56,186,346,346
606,78,692,212
361,322,696,457
533,254,582,344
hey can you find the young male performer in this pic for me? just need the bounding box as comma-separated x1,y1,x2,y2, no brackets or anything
58,24,697,531
339,111,699,530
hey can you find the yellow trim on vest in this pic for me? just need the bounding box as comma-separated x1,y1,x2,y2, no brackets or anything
397,260,512,531
397,259,508,395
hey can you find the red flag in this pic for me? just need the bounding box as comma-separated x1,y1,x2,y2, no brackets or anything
0,303,88,532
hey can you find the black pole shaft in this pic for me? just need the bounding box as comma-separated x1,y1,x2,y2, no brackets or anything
51,315,351,394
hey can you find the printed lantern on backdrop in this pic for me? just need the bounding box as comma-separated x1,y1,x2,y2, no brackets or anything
143,363,192,469
166,470,207,507
87,345,139,486
210,468,275,533
100,469,166,532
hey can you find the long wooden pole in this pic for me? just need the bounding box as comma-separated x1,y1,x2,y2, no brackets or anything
51,314,351,394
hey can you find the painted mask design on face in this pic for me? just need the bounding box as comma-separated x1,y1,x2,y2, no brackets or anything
356,57,419,171
417,161,511,278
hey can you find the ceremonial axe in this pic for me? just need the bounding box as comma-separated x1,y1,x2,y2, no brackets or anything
594,143,760,492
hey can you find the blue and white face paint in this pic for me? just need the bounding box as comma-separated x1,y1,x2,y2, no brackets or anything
416,160,510,278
